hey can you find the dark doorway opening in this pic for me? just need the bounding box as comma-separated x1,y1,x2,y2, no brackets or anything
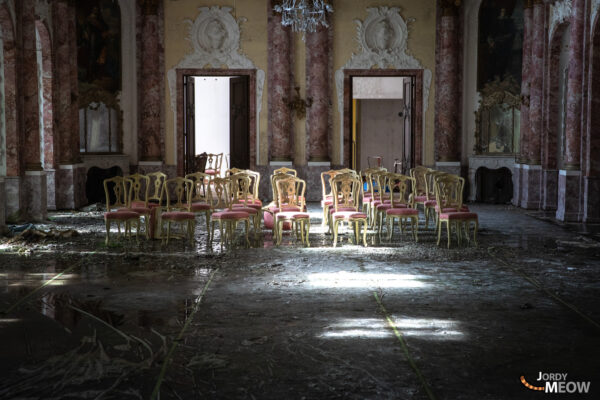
475,167,513,204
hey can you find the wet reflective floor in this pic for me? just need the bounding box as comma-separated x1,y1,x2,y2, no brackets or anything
0,203,599,399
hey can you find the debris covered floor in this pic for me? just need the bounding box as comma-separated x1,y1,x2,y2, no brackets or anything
0,204,599,399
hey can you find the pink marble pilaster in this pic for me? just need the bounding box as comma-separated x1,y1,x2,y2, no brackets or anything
519,3,532,164
305,22,330,162
527,0,544,165
435,7,460,162
53,0,73,164
564,0,585,169
19,0,42,170
138,0,162,161
0,5,19,176
68,0,80,162
268,1,293,161
36,21,54,170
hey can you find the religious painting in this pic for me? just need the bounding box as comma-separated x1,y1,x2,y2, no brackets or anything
76,0,121,93
477,0,523,90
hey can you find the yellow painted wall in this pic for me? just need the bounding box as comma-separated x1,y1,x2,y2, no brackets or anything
163,0,436,167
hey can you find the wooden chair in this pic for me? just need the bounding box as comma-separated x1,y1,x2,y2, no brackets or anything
410,165,429,213
273,166,297,176
103,176,141,245
263,172,301,232
320,169,341,227
210,176,251,247
185,172,213,236
274,176,310,246
160,177,195,245
205,153,224,177
434,174,478,248
423,170,447,228
330,173,368,247
125,173,153,239
361,167,386,222
147,172,167,205
230,172,262,231
385,173,419,242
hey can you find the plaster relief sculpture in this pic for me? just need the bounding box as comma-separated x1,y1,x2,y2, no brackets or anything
335,7,431,163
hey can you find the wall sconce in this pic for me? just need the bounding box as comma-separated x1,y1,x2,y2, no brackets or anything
286,86,312,119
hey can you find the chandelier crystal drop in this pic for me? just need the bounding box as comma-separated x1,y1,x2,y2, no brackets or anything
274,0,333,37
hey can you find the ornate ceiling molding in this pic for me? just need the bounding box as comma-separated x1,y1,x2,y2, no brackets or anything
334,7,432,163
167,6,265,156
549,0,573,40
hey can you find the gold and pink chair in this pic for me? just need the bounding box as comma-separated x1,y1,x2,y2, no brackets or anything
103,176,141,245
384,173,419,242
159,177,196,245
274,176,310,246
434,174,478,247
330,173,368,247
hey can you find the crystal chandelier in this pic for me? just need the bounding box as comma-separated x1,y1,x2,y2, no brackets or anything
274,0,333,37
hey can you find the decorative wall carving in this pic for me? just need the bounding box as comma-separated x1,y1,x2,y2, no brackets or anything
167,6,265,162
334,7,431,163
549,0,573,40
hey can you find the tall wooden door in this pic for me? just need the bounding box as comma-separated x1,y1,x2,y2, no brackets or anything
183,75,195,174
229,76,249,169
400,77,415,174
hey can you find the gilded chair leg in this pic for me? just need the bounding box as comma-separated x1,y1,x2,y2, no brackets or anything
244,219,250,246
473,220,478,246
105,220,110,245
276,220,283,245
205,212,210,239
437,220,442,246
362,220,367,247
388,217,394,241
333,220,339,247
166,221,172,245
305,220,311,247
447,221,451,248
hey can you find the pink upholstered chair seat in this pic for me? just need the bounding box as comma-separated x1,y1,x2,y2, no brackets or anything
128,206,152,214
131,201,147,208
232,206,259,215
239,198,262,206
212,210,250,220
330,206,357,214
105,211,139,220
377,203,408,211
439,212,478,220
276,211,310,220
162,211,195,221
321,198,334,207
386,208,418,216
332,211,368,220
205,169,217,175
414,195,428,203
191,202,211,211
424,200,437,207
234,203,262,210
436,205,470,213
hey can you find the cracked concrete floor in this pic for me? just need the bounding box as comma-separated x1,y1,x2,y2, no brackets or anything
0,203,599,399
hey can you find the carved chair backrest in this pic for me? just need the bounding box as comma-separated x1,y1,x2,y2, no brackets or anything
434,174,464,211
125,173,150,207
385,173,415,208
229,173,252,207
331,173,361,212
209,177,231,210
206,153,223,175
185,172,212,203
425,170,447,200
270,172,291,204
161,177,193,212
147,172,167,204
246,169,261,201
103,176,132,212
276,176,306,210
321,170,341,200
273,167,297,176
410,165,429,197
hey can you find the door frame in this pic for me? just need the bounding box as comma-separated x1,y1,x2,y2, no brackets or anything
344,69,424,168
176,68,256,176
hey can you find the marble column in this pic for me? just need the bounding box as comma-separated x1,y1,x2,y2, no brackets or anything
138,0,162,165
557,0,584,221
268,0,293,163
514,1,533,206
17,0,47,220
54,1,86,209
520,0,543,210
305,23,330,163
435,3,460,174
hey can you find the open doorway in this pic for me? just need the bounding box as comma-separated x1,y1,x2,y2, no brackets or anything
351,76,415,173
182,74,249,175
